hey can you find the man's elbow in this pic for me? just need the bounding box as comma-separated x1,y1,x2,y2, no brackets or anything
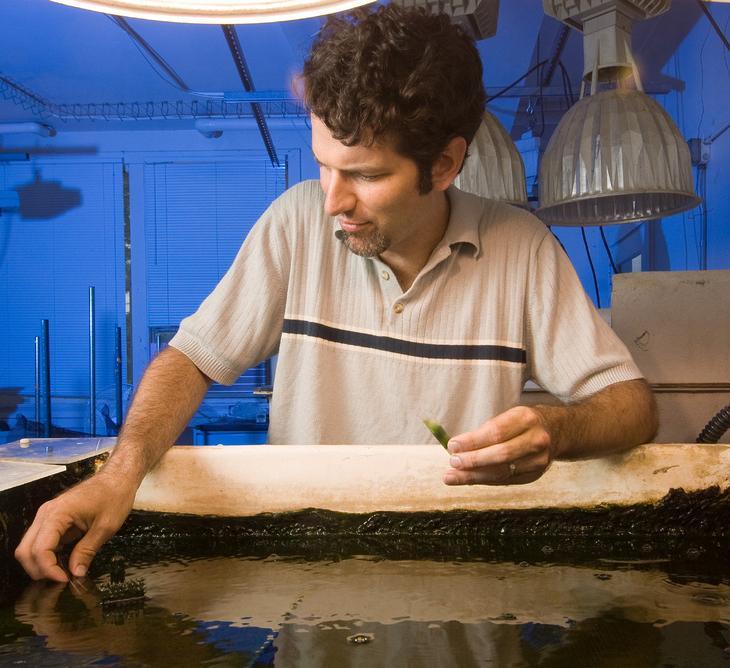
633,378,659,445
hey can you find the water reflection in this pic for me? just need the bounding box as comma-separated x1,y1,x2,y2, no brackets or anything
7,556,730,667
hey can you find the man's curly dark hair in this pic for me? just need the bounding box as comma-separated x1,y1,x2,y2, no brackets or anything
302,3,486,194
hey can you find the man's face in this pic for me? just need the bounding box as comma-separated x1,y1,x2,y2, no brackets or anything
311,116,436,260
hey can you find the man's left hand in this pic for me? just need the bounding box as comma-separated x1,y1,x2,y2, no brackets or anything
442,406,554,486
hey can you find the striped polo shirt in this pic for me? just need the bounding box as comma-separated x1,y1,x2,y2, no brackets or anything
170,180,642,444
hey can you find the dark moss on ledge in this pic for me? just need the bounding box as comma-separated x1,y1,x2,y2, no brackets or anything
98,485,730,573
119,485,730,540
6,480,730,590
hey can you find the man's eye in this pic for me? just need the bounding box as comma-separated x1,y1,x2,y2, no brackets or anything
358,173,380,182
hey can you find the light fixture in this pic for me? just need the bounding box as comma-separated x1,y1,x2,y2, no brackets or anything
0,122,56,137
454,110,528,208
47,0,374,24
392,0,500,40
537,0,701,226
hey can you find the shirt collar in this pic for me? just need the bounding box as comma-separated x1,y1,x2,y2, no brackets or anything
330,184,485,259
441,185,483,259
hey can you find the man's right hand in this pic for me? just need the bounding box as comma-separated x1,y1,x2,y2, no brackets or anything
15,471,136,582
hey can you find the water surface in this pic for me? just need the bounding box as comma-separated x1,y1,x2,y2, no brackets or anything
3,549,730,667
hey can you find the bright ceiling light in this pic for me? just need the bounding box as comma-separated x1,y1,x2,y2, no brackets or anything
47,0,375,24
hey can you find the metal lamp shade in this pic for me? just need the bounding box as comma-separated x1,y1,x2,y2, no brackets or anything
455,110,528,208
537,88,700,226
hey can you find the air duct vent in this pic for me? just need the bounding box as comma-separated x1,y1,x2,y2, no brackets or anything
393,0,499,40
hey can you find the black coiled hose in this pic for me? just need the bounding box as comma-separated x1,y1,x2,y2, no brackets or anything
696,404,730,444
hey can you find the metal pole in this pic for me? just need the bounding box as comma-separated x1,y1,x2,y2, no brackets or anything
34,335,40,437
115,325,123,430
40,319,51,437
89,286,96,436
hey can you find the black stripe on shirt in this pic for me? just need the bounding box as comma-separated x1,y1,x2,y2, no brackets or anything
282,318,526,363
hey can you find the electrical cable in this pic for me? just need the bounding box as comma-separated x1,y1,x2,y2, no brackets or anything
695,0,730,52
486,59,549,103
107,15,224,100
599,227,619,274
580,227,601,308
691,164,709,269
696,404,730,444
558,64,571,110
692,166,704,267
557,60,575,105
696,22,712,138
535,35,545,137
724,13,730,80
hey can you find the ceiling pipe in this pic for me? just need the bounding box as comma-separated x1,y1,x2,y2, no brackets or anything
0,122,56,137
221,24,280,167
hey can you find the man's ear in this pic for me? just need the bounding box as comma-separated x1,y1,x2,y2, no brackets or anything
431,136,468,192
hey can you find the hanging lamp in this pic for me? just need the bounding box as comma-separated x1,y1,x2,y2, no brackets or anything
537,0,700,226
454,109,529,208
47,0,375,24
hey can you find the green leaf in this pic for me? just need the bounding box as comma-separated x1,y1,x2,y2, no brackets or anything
422,418,451,450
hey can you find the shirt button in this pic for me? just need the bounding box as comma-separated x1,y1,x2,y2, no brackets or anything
381,270,390,281
393,303,404,314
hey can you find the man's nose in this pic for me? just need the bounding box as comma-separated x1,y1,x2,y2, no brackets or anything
322,172,355,217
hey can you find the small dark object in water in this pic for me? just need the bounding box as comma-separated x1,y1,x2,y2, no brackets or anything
109,555,126,584
493,612,517,621
347,633,374,645
691,592,726,607
686,546,702,559
594,573,612,581
98,578,146,607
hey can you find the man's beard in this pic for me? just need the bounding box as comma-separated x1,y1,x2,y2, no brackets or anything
336,227,390,258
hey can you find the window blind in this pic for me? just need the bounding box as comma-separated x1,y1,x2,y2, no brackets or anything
143,155,287,396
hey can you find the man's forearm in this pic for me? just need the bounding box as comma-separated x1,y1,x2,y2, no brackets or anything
533,379,658,460
100,347,212,486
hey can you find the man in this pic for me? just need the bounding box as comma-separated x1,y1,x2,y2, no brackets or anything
16,4,657,583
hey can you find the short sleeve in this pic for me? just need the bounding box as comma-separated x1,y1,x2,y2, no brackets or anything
169,193,292,385
525,232,643,401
